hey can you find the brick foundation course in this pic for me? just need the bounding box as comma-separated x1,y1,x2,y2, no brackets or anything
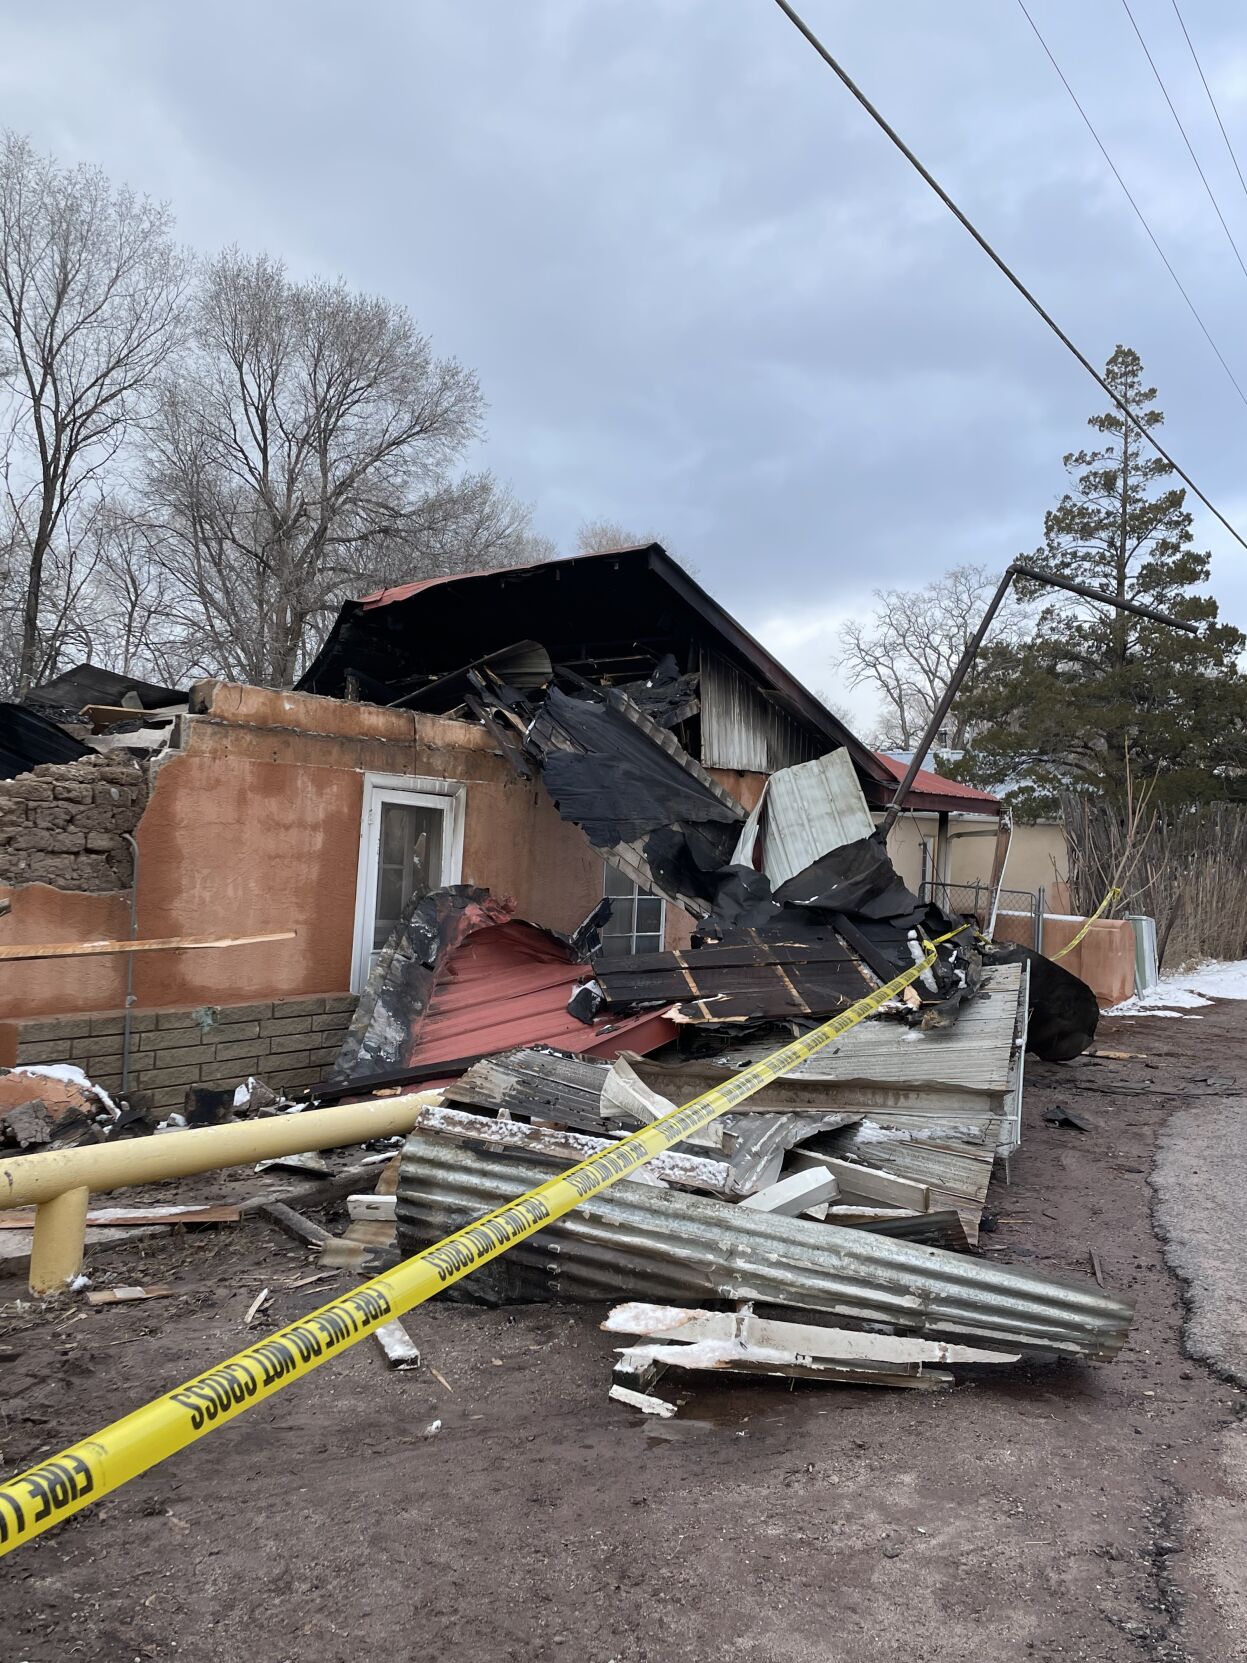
2,994,357,1113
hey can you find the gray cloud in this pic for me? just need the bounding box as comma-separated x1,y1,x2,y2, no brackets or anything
2,0,1246,716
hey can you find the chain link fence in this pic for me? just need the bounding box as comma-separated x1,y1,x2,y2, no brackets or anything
921,881,1044,952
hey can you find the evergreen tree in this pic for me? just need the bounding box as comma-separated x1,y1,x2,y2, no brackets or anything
956,346,1247,812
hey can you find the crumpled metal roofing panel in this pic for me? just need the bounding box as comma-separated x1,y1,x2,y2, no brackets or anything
732,750,876,888
396,1135,1134,1358
727,964,1026,1098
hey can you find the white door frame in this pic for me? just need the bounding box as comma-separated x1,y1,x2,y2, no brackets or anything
350,772,467,992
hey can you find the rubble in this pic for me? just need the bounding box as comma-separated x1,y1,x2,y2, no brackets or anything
393,1134,1134,1359
0,567,1128,1438
605,1303,1023,1396
328,886,678,1088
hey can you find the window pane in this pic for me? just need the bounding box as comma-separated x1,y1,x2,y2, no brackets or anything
635,896,663,933
597,868,665,957
373,802,444,951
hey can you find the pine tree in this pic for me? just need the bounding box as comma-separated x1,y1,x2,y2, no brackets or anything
957,346,1247,812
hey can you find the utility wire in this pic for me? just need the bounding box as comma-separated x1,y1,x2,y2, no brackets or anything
1017,0,1247,409
1119,0,1247,287
769,0,1247,557
1169,0,1247,210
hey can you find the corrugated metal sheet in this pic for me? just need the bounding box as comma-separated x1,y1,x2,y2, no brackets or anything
800,1125,1000,1245
699,648,822,773
396,1135,1134,1358
732,750,876,884
726,965,1026,1098
873,749,1001,810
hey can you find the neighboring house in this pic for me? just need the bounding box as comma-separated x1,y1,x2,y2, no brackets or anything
881,745,1069,913
0,545,1003,1108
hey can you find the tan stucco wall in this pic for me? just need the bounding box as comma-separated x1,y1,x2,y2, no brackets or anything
0,884,133,1034
0,683,689,1020
999,821,1069,912
883,811,1069,913
993,914,1135,1006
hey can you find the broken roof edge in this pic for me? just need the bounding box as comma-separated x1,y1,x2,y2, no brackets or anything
299,544,893,787
186,679,498,751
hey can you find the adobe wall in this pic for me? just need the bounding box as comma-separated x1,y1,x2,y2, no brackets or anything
0,682,694,1021
0,753,148,890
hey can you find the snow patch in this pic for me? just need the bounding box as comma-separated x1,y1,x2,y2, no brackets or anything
1108,957,1247,1018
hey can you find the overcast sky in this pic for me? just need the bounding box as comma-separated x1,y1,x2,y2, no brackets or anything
4,0,1247,727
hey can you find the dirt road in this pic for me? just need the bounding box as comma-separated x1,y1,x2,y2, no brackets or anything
1,1001,1244,1662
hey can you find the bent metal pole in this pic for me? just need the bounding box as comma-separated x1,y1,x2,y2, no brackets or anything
878,562,1198,837
0,931,966,1556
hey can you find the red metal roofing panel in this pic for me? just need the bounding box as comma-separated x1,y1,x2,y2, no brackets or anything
358,547,649,611
872,751,1000,812
408,919,677,1066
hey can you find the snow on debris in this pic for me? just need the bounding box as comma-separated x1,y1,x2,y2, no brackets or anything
12,1062,118,1116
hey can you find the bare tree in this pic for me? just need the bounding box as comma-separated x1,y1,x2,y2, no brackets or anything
575,516,699,575
833,564,1030,753
0,132,188,694
143,251,545,686
370,470,555,587
576,518,655,554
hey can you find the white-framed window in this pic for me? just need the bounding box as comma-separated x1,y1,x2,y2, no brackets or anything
351,773,466,991
598,864,666,956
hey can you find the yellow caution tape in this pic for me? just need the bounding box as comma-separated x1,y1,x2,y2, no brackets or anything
1050,887,1123,961
0,926,967,1555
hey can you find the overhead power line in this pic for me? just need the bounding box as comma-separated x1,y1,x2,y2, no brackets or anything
1119,0,1247,288
1016,0,1247,409
768,0,1247,557
1169,0,1247,210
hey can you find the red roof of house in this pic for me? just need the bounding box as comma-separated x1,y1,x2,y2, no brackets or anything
358,555,564,611
872,752,1001,815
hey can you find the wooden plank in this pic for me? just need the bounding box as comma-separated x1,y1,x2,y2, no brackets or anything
789,1152,929,1212
602,1304,1020,1366
608,1384,677,1417
613,1340,952,1390
825,1205,918,1224
739,1167,839,1218
0,1203,240,1229
256,1201,332,1249
0,930,295,962
239,1160,397,1217
86,1285,175,1305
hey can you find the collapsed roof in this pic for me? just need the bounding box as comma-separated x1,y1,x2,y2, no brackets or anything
299,544,910,800
27,663,186,716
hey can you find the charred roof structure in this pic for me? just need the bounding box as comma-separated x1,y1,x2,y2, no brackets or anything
299,544,914,802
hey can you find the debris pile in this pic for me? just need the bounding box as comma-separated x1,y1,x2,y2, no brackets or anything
304,682,1132,1411
0,1063,118,1150
2,647,1131,1419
